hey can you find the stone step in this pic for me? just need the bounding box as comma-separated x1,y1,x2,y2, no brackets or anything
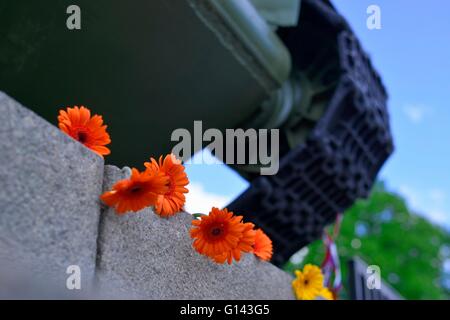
0,91,104,295
96,165,294,299
0,91,293,299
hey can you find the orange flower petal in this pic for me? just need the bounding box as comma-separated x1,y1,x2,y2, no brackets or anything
190,207,257,264
57,106,111,158
144,153,189,217
100,168,169,214
253,229,273,261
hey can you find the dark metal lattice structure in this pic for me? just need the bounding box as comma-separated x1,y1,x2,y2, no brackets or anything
229,0,394,266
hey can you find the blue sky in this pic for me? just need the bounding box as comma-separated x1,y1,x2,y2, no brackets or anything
184,0,450,229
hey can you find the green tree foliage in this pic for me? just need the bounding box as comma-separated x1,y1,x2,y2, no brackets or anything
284,183,450,300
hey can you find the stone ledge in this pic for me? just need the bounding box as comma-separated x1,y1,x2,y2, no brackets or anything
0,91,294,299
95,165,294,299
0,91,104,293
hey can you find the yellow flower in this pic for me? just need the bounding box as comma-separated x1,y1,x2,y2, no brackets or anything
319,287,334,300
292,264,325,300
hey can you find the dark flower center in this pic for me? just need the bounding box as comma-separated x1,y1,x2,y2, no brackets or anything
77,131,88,143
304,279,309,285
129,185,142,194
211,226,223,237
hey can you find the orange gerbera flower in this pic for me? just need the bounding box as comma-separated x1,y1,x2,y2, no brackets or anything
213,221,256,264
144,154,189,217
100,168,168,214
190,208,247,259
253,229,273,261
58,106,111,157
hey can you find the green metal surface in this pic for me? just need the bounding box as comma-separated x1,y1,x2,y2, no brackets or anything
206,0,291,86
250,0,301,28
0,0,291,167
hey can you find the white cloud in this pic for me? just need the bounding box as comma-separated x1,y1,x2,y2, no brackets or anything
399,185,421,208
402,104,430,124
184,182,231,214
398,185,449,227
430,189,446,204
427,210,448,225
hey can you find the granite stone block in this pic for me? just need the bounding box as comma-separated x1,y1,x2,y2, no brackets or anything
96,165,294,299
0,91,104,295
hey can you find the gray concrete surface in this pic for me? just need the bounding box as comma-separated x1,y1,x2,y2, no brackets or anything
0,91,104,294
0,91,294,299
95,165,294,299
